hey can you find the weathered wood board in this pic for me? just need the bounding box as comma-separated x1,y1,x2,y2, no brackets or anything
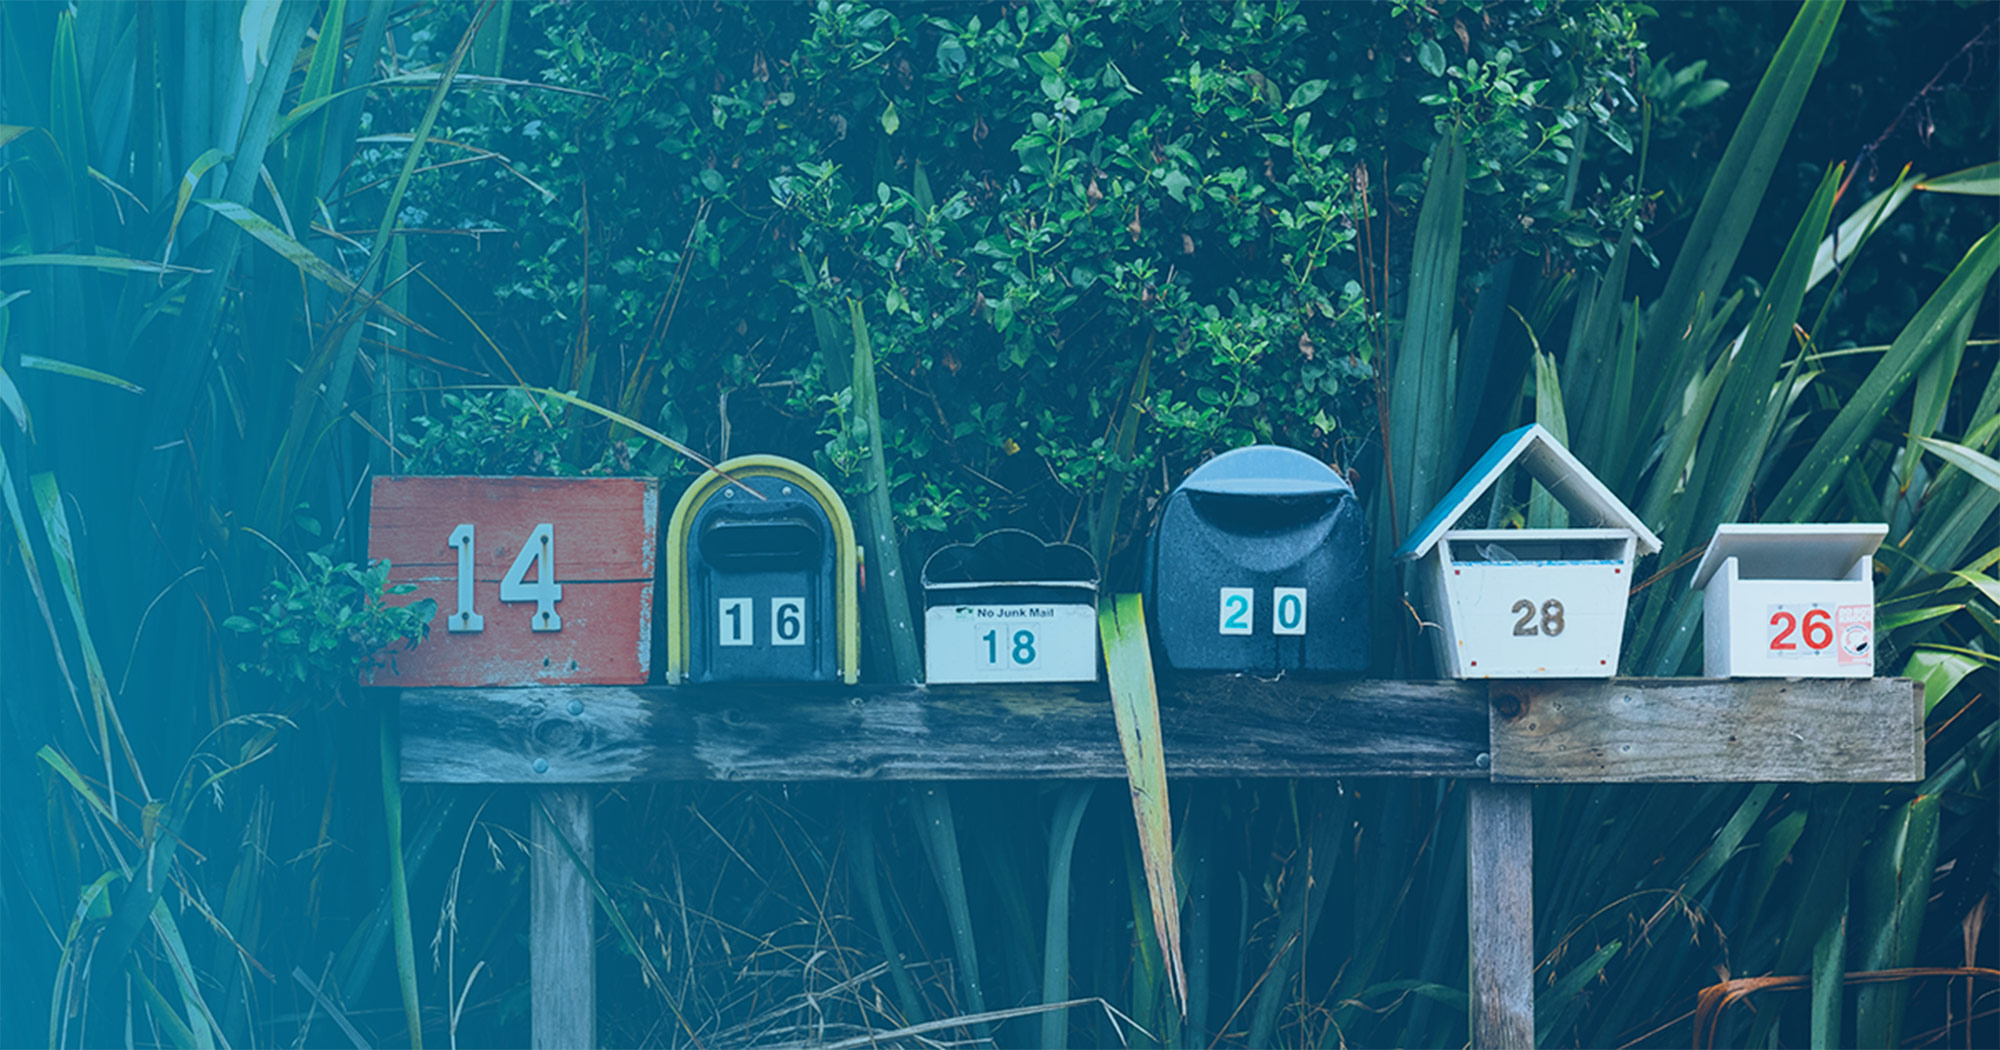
1488,677,1923,782
368,476,658,686
530,787,595,1050
397,677,1923,785
1467,782,1535,1049
399,677,1491,783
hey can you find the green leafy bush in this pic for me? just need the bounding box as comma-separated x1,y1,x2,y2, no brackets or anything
400,388,576,475
223,553,437,687
422,0,1656,544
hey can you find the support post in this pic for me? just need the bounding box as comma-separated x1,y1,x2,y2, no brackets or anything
1467,781,1534,1049
531,787,596,1050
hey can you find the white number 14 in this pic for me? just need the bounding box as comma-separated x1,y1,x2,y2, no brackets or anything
446,523,563,632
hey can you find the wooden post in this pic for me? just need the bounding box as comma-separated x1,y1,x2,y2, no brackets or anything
531,787,596,1050
1467,781,1534,1049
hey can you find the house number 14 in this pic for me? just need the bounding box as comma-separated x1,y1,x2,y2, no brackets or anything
445,523,563,632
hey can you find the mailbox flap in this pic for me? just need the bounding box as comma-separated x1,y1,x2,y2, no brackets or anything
1179,445,1351,498
1691,522,1887,590
921,529,1098,592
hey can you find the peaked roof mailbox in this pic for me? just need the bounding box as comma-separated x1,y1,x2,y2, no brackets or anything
1144,445,1369,674
665,456,860,685
921,530,1099,684
1395,424,1662,678
1691,523,1886,678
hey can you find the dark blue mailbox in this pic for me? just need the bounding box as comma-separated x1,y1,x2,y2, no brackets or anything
1143,445,1368,673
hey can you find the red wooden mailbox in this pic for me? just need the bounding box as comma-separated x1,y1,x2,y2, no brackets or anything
368,476,659,686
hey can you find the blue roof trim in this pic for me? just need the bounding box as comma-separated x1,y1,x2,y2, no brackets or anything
1392,424,1538,559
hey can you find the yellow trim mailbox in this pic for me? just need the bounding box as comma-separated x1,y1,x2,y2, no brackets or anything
665,455,860,684
1395,424,1661,678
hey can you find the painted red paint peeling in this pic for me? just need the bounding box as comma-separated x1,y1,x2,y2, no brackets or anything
368,477,659,686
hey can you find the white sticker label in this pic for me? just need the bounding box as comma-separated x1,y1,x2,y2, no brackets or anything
771,597,806,646
1272,587,1307,635
924,604,1097,683
1836,603,1872,666
718,597,753,646
1218,587,1254,635
1766,603,1835,657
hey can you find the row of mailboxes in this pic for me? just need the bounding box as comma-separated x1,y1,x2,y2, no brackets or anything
1393,424,1885,680
370,436,1886,687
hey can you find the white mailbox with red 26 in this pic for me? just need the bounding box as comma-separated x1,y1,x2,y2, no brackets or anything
1691,523,1885,678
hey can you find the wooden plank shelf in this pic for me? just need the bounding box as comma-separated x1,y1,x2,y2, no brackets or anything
397,676,1922,785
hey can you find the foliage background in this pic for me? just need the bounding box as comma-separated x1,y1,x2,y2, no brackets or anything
2,0,1995,1048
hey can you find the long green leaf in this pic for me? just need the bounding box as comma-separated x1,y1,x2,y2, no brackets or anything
848,299,922,683
1099,593,1186,1015
1635,0,1842,439
1914,161,2000,196
916,785,989,1033
1809,885,1847,1049
1042,783,1094,1049
379,715,423,1050
1917,436,2000,496
1385,124,1467,537
0,252,200,274
161,147,231,261
1853,794,1941,1048
16,354,143,393
1766,224,2000,520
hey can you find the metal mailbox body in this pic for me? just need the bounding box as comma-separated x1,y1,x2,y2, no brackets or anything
1143,445,1369,674
921,530,1099,684
367,476,659,686
665,456,859,684
1692,523,1885,677
1396,424,1662,679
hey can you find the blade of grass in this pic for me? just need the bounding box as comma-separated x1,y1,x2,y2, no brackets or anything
1765,224,2000,521
848,299,922,683
1042,783,1094,1049
15,354,143,393
1854,793,1942,1049
915,785,989,1037
1914,160,2000,195
1809,885,1848,1049
1099,593,1186,1016
378,715,422,1050
845,790,925,1026
1633,0,1843,446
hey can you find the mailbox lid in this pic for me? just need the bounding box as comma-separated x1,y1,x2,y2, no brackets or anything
921,529,1098,606
1179,445,1352,498
1691,523,1887,590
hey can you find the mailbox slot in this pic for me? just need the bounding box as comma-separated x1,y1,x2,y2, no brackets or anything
699,517,822,568
1144,445,1368,674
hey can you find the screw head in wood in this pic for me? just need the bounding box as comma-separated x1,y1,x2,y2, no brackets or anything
567,699,584,716
1475,752,1492,769
533,758,549,774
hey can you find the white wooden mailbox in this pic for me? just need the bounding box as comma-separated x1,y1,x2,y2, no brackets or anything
1394,424,1662,678
1690,523,1886,678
